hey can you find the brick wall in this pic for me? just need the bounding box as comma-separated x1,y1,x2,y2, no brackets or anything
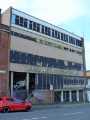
0,24,10,96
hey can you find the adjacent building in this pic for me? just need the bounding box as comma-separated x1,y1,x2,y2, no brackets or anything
86,71,90,102
0,7,86,104
0,9,10,97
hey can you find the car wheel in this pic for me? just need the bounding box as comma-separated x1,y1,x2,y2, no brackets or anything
3,107,10,113
26,107,31,112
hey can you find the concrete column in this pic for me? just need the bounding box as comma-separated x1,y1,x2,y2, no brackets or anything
11,71,13,96
26,73,29,95
69,90,72,102
77,90,79,102
61,91,63,102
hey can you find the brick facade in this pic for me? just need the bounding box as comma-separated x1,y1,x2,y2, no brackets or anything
0,24,10,96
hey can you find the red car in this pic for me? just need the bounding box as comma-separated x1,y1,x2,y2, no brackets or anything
0,96,32,113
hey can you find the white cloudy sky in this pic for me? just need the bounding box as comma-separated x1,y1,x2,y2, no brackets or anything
0,0,90,70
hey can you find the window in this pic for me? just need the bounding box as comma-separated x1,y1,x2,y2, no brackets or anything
48,27,51,36
68,62,73,69
47,74,50,89
10,51,19,63
76,39,82,47
61,33,64,40
20,53,27,64
42,74,47,89
55,30,58,38
10,50,82,71
49,75,53,85
57,32,60,39
37,74,43,89
33,22,37,31
57,75,61,89
53,75,57,89
15,15,19,25
41,25,45,34
27,54,31,64
64,34,68,42
61,33,68,42
45,27,48,35
36,56,42,66
24,18,28,28
12,14,16,24
11,31,36,42
69,36,75,45
52,29,55,37
37,23,40,32
30,54,36,65
44,27,51,36
20,17,24,26
59,60,64,68
12,14,82,47
29,20,33,30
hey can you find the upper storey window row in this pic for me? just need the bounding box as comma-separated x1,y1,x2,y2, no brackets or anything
12,14,83,47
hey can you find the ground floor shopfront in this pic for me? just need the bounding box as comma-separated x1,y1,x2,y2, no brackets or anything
9,71,86,104
54,89,84,103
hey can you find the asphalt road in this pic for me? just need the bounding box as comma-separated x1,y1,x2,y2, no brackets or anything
0,103,90,120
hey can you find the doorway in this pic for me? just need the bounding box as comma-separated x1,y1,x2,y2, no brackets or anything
13,72,27,100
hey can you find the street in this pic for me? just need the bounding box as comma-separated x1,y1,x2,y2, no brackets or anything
0,103,90,120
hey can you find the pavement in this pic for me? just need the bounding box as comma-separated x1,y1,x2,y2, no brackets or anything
32,102,89,110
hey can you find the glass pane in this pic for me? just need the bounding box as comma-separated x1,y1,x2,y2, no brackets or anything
37,74,42,89
20,17,24,26
49,74,53,85
15,15,19,25
24,18,28,28
12,14,16,24
29,21,33,30
41,25,45,34
42,74,46,89
37,23,40,32
47,74,50,89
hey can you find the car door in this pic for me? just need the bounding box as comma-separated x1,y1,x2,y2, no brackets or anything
12,98,26,111
5,98,17,111
6,98,25,111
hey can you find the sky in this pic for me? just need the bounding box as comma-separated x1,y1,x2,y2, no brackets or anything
0,0,90,70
